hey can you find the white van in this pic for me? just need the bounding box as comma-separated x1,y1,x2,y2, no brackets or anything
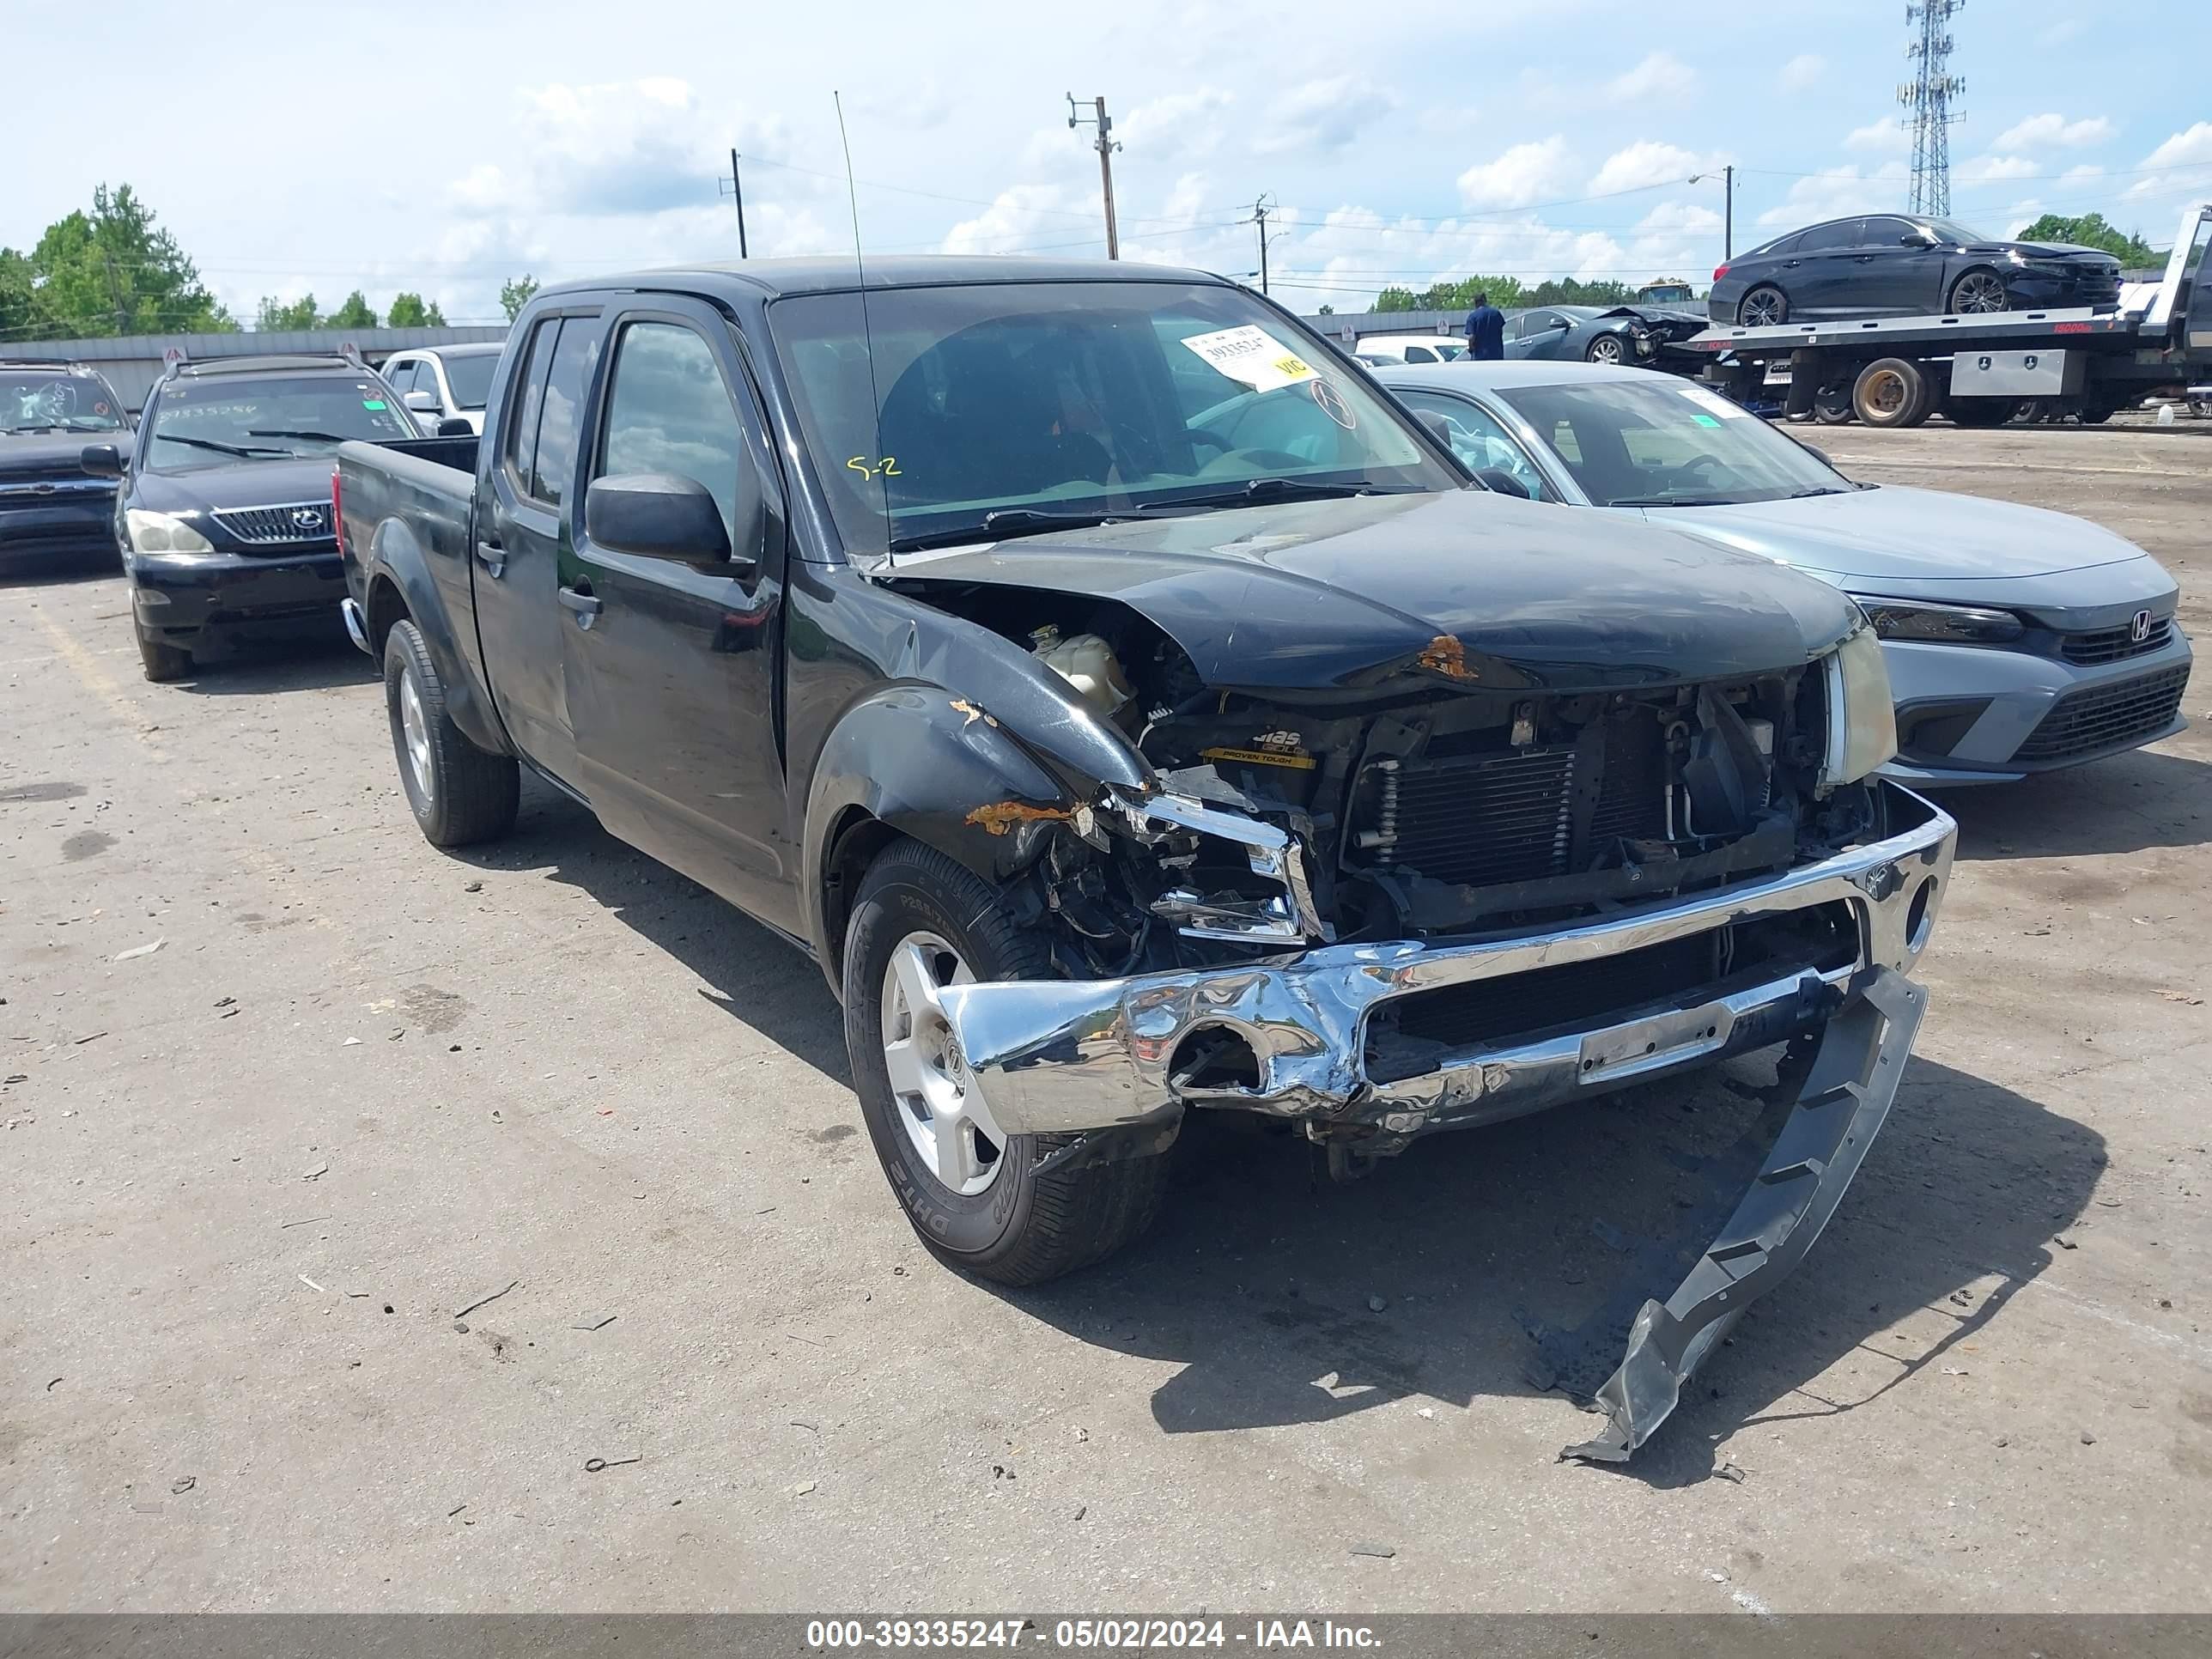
1352,333,1465,365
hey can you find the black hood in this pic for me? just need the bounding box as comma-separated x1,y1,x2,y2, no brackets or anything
130,455,342,514
884,490,1863,695
1963,240,2118,264
0,431,127,481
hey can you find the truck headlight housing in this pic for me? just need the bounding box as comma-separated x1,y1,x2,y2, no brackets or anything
1820,625,1898,793
125,508,215,555
1859,598,2024,645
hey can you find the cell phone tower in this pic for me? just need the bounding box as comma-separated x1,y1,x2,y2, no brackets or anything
1898,1,1966,215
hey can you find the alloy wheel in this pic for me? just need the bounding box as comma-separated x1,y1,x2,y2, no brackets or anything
1741,289,1785,326
879,930,1004,1195
1588,335,1626,364
398,666,434,802
1951,271,2008,313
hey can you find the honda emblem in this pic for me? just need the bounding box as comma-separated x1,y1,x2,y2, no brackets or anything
2130,610,2154,643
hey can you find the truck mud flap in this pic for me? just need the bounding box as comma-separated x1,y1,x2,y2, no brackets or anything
1562,967,1926,1464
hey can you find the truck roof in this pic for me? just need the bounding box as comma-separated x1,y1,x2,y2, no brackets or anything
537,255,1225,303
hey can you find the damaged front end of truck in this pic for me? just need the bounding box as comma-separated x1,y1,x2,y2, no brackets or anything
855,501,1956,1461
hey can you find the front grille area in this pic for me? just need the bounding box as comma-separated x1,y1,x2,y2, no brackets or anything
2016,663,2191,763
1352,714,1670,893
1364,902,1860,1079
2058,615,2173,665
213,502,335,546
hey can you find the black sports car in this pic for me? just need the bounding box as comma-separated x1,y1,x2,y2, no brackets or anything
1709,215,2123,325
1503,303,1710,369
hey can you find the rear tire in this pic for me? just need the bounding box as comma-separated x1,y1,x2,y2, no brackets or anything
1853,358,1933,428
383,618,519,848
134,629,192,684
1737,286,1789,327
844,839,1169,1285
1813,385,1856,425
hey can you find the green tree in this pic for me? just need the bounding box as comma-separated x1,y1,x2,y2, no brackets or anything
1316,302,1334,315
7,183,234,340
499,275,540,321
386,291,447,327
1374,286,1419,313
2016,212,2159,267
255,294,322,331
325,290,380,329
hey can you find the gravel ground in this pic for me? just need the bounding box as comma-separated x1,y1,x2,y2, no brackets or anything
3,422,2209,1613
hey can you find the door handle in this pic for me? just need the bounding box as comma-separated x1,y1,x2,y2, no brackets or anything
475,541,506,578
558,583,601,628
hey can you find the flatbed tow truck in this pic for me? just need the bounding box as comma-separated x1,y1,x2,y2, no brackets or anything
1691,202,2212,428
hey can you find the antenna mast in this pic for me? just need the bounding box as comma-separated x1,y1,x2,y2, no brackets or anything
1899,1,1965,216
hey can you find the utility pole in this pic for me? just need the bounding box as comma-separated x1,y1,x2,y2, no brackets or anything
1244,194,1279,295
1899,0,1965,216
1066,94,1121,258
1691,166,1735,261
720,149,750,258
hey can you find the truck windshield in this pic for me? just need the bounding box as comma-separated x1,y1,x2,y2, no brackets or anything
769,280,1456,554
145,376,417,467
441,354,500,410
1495,379,1854,507
3,371,127,433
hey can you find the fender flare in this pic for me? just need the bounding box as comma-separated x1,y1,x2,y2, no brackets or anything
803,684,1092,986
364,519,512,758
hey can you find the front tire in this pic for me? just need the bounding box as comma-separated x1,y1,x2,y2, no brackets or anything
844,839,1168,1285
134,629,192,683
383,618,518,848
1585,332,1628,365
1948,268,2010,314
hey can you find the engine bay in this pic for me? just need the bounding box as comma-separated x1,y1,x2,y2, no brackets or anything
899,583,1883,980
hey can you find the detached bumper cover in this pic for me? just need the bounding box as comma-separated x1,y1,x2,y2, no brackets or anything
941,781,1954,1140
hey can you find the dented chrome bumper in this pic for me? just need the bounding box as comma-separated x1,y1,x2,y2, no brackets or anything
941,781,1955,1141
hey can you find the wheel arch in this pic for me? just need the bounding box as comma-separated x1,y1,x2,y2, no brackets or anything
365,519,510,757
804,685,1090,997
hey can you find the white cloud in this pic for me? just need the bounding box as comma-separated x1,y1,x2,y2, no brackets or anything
1252,77,1393,155
1780,55,1825,92
1456,137,1575,208
1604,52,1696,104
1958,154,2039,184
2126,121,2212,198
1754,163,1910,226
1588,141,1725,196
1845,117,1909,153
1994,112,2115,151
939,183,1093,256
1633,200,1724,236
1117,88,1235,159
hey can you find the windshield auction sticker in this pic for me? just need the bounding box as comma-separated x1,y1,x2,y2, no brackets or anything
1182,325,1318,392
1679,385,1752,419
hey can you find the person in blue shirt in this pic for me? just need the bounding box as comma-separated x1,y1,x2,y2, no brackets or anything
1463,293,1506,361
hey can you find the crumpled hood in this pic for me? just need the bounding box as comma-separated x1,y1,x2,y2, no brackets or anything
884,489,1863,695
1644,483,2178,620
0,431,128,481
1963,240,2115,263
130,456,341,514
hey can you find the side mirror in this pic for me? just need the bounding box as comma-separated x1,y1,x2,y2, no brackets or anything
1899,233,1925,246
403,389,439,412
435,416,476,438
1550,317,1572,330
1474,466,1535,500
80,442,124,480
586,472,754,577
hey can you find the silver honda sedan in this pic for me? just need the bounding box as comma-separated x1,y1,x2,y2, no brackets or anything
1377,359,2192,785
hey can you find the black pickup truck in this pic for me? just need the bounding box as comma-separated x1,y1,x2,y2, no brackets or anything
336,258,1956,1462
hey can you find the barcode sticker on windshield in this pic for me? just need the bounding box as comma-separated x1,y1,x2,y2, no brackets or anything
1182,325,1317,392
1679,386,1751,419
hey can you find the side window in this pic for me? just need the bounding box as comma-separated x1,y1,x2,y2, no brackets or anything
1863,216,1914,246
1403,344,1437,364
501,319,556,497
385,360,417,395
1797,220,1863,252
528,320,600,507
1398,391,1549,501
595,321,744,544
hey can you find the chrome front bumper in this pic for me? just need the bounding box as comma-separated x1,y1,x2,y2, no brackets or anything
942,781,1955,1142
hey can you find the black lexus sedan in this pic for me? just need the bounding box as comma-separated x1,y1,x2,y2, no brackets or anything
80,353,417,681
1,360,133,573
1708,214,2124,325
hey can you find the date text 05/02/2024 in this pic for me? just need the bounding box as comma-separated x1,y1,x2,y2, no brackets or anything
803,1619,1383,1650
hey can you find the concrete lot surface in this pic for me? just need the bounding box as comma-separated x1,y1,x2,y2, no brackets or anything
3,423,2209,1613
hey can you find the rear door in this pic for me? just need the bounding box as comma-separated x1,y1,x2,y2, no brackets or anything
1791,219,1869,317
472,306,602,787
559,298,793,927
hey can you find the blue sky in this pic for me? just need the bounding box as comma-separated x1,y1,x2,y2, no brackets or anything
7,0,2209,326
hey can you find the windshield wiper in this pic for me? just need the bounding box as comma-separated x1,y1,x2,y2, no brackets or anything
155,434,289,459
1607,493,1717,507
889,507,1127,552
1159,477,1383,511
247,428,352,444
1783,485,1854,499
